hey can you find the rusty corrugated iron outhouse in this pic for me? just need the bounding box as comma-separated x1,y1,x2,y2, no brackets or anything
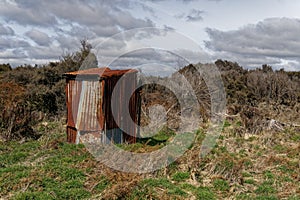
64,67,139,144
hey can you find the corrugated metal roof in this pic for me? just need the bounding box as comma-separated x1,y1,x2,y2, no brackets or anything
64,67,138,79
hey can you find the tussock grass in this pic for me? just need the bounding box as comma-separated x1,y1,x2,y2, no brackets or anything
0,120,299,199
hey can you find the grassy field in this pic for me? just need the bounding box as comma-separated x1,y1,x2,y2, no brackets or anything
0,120,299,199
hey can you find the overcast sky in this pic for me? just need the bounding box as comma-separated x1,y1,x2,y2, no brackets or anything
1,0,300,72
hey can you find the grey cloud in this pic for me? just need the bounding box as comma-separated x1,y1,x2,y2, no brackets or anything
0,24,14,35
108,48,191,70
207,0,222,2
0,37,30,50
114,13,154,30
55,35,80,51
0,0,175,67
172,49,212,64
175,9,204,22
91,25,122,37
163,25,175,31
25,29,52,46
68,25,97,38
106,49,192,77
186,9,204,22
0,1,57,26
145,0,196,2
94,37,127,51
46,2,115,27
205,18,300,70
0,49,27,59
26,45,63,59
2,0,154,31
182,0,197,2
1,0,156,46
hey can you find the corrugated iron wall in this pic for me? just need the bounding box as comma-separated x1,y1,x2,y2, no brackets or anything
65,72,139,144
103,73,137,144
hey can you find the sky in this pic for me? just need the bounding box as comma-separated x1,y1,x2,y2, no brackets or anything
1,0,300,73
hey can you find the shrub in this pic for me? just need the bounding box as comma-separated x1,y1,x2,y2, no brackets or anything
0,82,38,140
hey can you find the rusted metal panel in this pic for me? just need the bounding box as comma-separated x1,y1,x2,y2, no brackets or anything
66,126,77,143
64,67,138,79
76,80,102,131
64,67,139,144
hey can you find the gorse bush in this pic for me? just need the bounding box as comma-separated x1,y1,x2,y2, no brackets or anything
0,82,36,140
215,60,300,106
0,40,93,141
0,63,11,73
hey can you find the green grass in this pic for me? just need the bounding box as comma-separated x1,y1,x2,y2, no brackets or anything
0,125,109,199
242,172,253,177
129,178,188,199
244,178,256,185
223,120,231,128
254,195,278,200
172,172,190,182
0,123,299,199
196,187,216,200
263,170,275,180
255,181,277,195
213,178,230,191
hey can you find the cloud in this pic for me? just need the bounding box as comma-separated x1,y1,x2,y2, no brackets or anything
163,25,175,32
105,48,186,76
186,9,204,22
205,18,300,70
0,24,14,35
0,1,57,26
105,47,210,71
25,29,52,46
0,37,30,50
0,49,27,59
175,9,204,22
0,0,154,31
145,0,197,2
55,34,80,51
26,45,63,60
172,49,212,64
106,47,211,76
0,0,159,66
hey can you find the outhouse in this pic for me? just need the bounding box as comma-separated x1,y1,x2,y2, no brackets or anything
64,67,139,144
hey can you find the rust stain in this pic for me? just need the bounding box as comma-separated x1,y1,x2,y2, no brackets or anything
64,67,138,79
64,67,139,144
